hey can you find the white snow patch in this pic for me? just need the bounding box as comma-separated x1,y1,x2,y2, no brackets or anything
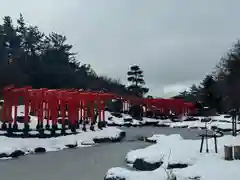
107,134,240,180
0,126,123,158
106,167,168,180
126,134,198,165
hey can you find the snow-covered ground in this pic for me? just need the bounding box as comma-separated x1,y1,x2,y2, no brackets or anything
0,126,123,156
163,116,238,131
106,134,240,180
0,126,123,158
0,106,124,159
107,111,238,132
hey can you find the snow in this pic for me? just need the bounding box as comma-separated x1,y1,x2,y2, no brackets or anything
211,114,232,123
156,115,239,131
0,105,124,159
106,167,168,180
0,126,123,156
126,134,198,165
105,109,238,133
106,112,141,126
106,134,240,180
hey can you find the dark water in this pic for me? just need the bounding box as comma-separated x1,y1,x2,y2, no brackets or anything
0,127,203,180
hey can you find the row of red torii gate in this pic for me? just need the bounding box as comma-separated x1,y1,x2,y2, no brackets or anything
2,85,196,130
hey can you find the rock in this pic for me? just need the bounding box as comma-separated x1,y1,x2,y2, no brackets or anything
0,153,8,158
65,143,77,148
212,127,232,132
81,141,94,146
111,112,123,118
137,136,146,141
124,116,133,122
201,118,212,123
143,121,158,126
34,147,46,153
156,123,170,127
167,163,188,169
104,176,125,180
173,125,188,128
184,117,199,121
137,136,156,143
9,150,25,158
107,123,117,127
93,131,126,143
124,123,132,127
145,138,157,144
133,158,163,171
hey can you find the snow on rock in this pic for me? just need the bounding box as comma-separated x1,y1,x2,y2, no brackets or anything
126,134,198,166
211,114,232,123
210,121,236,131
123,115,132,120
105,167,168,180
107,134,240,180
142,117,160,123
106,112,142,126
168,121,206,129
0,126,124,159
157,119,172,124
156,115,236,131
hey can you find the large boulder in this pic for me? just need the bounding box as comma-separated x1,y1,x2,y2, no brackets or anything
133,158,163,171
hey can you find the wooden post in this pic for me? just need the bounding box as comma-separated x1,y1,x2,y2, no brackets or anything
214,135,218,153
234,146,240,160
224,145,233,160
200,135,204,153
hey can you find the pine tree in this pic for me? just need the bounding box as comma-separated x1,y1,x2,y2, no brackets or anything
127,65,149,97
201,75,217,109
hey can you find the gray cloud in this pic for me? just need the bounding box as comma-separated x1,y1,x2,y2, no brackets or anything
1,0,240,97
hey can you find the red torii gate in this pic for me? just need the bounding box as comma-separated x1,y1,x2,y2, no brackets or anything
1,85,196,136
1,86,119,135
140,98,195,116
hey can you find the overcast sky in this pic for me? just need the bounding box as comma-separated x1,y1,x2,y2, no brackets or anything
1,0,240,97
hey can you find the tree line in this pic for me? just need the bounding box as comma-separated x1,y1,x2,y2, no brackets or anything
0,14,145,97
174,40,240,113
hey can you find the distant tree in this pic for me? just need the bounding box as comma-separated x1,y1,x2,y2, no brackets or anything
173,85,201,103
200,75,219,110
127,65,149,97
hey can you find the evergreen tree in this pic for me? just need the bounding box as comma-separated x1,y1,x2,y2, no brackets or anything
201,75,216,108
0,14,133,97
127,65,149,97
